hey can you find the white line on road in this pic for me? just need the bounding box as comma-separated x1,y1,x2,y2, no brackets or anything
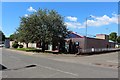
37,65,79,77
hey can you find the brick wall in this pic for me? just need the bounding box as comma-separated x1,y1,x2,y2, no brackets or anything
68,37,115,50
86,37,115,49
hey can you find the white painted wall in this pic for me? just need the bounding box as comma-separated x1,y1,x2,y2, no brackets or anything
48,44,52,51
10,41,37,48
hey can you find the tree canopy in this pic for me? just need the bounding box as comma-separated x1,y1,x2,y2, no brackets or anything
109,32,117,42
109,32,120,43
15,9,68,51
9,33,16,41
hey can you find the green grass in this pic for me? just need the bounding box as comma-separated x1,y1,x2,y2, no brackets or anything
16,48,27,51
16,48,64,54
16,48,41,52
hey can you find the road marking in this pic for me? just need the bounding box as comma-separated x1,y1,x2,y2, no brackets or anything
37,65,78,77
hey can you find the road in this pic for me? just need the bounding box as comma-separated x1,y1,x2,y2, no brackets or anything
1,48,118,78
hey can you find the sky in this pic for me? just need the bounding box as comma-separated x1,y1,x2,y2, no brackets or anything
1,0,119,2
1,2,118,37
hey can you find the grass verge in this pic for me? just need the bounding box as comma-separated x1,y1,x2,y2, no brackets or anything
15,48,63,54
16,48,41,52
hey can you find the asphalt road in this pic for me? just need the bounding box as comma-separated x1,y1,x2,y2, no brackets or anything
1,48,118,78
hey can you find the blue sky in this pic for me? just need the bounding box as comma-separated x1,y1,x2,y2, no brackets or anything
2,2,118,37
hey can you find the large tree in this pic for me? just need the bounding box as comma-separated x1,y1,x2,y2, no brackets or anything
16,9,68,51
109,32,117,42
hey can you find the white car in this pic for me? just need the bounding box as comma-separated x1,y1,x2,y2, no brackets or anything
0,44,5,47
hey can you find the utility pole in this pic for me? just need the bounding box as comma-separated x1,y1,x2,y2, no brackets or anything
84,16,91,52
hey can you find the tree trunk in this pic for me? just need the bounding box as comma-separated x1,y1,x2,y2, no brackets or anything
42,41,45,52
69,39,72,54
26,43,28,48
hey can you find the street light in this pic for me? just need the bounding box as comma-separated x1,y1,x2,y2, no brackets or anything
84,16,91,52
85,16,92,37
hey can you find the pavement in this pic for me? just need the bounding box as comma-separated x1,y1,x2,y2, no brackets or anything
1,48,119,78
7,48,118,69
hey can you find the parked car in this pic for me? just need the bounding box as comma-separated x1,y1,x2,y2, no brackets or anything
0,44,5,47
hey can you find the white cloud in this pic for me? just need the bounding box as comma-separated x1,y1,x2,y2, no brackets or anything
27,6,36,12
24,14,29,17
65,14,118,29
86,14,118,27
66,16,77,22
65,22,82,28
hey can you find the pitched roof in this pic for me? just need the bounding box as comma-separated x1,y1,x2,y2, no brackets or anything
67,32,84,38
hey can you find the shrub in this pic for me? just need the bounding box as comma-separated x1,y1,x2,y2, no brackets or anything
19,45,23,48
12,43,19,48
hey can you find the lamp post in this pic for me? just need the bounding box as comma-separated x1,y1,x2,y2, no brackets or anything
84,16,91,52
85,18,88,37
85,16,91,37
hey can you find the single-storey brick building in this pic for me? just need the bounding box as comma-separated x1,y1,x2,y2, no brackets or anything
65,32,115,53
